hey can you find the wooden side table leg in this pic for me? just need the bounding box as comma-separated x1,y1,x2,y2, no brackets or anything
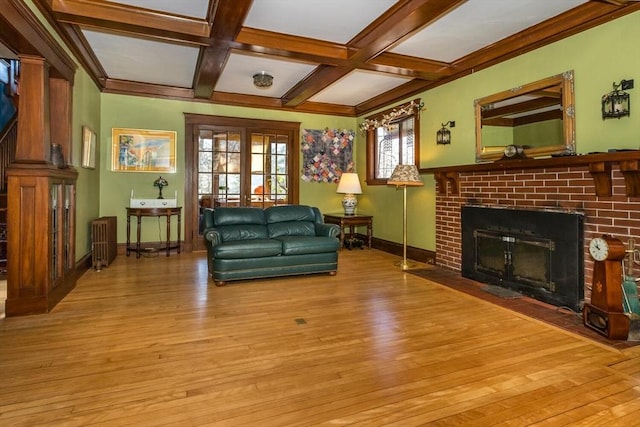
177,211,181,254
135,215,142,259
126,213,131,256
367,219,372,249
339,219,345,250
165,214,171,257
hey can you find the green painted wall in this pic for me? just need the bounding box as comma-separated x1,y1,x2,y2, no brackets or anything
85,10,638,254
71,69,101,257
356,11,639,253
99,96,357,243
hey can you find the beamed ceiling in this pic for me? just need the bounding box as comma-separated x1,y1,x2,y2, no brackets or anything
26,0,640,116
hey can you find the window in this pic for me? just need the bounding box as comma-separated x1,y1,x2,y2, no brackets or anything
365,99,421,185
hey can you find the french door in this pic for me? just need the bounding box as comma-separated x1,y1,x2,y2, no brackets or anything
184,114,300,251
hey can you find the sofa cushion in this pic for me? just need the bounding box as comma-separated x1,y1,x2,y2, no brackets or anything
277,236,340,255
215,207,265,226
217,225,269,242
268,221,316,238
265,205,317,223
213,239,282,259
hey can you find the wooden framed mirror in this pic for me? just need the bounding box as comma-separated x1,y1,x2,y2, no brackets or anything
475,70,575,162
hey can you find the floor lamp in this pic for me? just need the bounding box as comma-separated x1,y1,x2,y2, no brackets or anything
387,164,424,270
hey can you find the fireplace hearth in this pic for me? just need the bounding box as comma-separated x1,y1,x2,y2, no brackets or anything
461,206,584,311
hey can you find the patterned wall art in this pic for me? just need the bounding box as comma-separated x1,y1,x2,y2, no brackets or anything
301,128,355,183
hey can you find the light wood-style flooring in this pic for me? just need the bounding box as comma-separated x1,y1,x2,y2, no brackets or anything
1,250,639,426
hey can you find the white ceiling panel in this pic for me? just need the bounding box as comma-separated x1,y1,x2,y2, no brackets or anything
215,52,318,98
36,0,632,115
107,0,210,18
244,0,397,44
309,70,412,106
83,30,200,88
391,0,589,62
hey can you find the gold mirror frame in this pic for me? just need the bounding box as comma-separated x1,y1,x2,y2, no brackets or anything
475,70,575,162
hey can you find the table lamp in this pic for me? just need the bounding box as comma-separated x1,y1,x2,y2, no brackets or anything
336,172,362,215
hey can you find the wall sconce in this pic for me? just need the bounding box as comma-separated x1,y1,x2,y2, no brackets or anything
602,79,633,119
436,121,455,144
253,71,273,88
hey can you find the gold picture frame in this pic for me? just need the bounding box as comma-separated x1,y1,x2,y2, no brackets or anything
81,126,97,169
111,128,177,173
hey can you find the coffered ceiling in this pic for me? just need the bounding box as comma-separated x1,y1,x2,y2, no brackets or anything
30,0,640,116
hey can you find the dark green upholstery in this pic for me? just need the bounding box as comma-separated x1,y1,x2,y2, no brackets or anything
203,205,340,285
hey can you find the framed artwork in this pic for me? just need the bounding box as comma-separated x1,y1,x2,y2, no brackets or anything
111,128,176,173
301,128,355,183
81,126,97,169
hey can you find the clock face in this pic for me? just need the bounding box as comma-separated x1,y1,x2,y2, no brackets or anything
504,145,518,158
589,237,609,261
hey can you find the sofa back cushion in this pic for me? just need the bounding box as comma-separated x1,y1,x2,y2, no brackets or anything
265,205,317,238
214,207,268,241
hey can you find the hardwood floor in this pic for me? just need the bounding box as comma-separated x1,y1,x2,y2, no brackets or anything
1,250,639,426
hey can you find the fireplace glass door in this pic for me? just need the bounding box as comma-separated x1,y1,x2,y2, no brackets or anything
475,230,554,291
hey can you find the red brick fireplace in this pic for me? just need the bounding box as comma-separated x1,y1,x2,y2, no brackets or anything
424,151,640,305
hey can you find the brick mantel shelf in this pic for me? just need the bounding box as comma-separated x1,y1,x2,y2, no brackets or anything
422,151,640,198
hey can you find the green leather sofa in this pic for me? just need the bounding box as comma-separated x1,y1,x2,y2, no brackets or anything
203,205,340,285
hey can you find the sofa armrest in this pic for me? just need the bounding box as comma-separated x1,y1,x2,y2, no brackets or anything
315,223,340,238
204,228,222,247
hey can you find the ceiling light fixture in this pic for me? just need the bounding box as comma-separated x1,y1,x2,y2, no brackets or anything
253,72,273,88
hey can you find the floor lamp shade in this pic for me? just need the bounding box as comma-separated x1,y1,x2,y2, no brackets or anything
336,173,363,215
387,165,424,270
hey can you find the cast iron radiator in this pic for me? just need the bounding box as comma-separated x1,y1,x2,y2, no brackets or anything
91,216,117,270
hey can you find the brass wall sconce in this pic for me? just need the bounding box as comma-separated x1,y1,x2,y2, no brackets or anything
602,79,633,119
436,121,455,144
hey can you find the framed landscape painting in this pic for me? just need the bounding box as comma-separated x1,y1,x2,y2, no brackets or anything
111,128,177,173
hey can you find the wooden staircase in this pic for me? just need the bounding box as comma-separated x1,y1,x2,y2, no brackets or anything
0,57,20,279
0,119,17,278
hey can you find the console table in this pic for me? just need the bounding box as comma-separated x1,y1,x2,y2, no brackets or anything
323,213,373,249
126,207,182,258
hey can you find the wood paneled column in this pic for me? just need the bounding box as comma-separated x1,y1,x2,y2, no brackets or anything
15,55,50,162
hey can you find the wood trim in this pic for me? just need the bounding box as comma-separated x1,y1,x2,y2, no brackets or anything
49,0,212,39
423,151,640,197
236,28,348,61
1,0,76,81
370,235,436,266
193,0,253,99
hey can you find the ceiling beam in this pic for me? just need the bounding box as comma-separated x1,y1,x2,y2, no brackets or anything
281,0,466,108
236,28,348,61
193,0,253,99
48,0,211,39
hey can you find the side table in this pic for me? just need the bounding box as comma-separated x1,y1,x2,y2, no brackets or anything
323,213,373,249
126,207,182,258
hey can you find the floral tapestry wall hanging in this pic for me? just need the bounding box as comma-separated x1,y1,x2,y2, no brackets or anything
301,128,355,183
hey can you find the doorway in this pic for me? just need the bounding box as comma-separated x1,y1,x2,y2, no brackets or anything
184,114,300,251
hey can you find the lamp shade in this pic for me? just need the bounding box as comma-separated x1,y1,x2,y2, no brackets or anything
387,164,424,186
336,173,362,194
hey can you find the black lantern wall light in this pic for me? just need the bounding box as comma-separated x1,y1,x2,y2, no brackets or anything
436,121,455,144
601,79,633,119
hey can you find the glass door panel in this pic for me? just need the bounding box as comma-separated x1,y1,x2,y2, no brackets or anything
187,115,299,252
249,132,289,208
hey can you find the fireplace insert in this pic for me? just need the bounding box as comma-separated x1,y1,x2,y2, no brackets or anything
462,206,584,311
